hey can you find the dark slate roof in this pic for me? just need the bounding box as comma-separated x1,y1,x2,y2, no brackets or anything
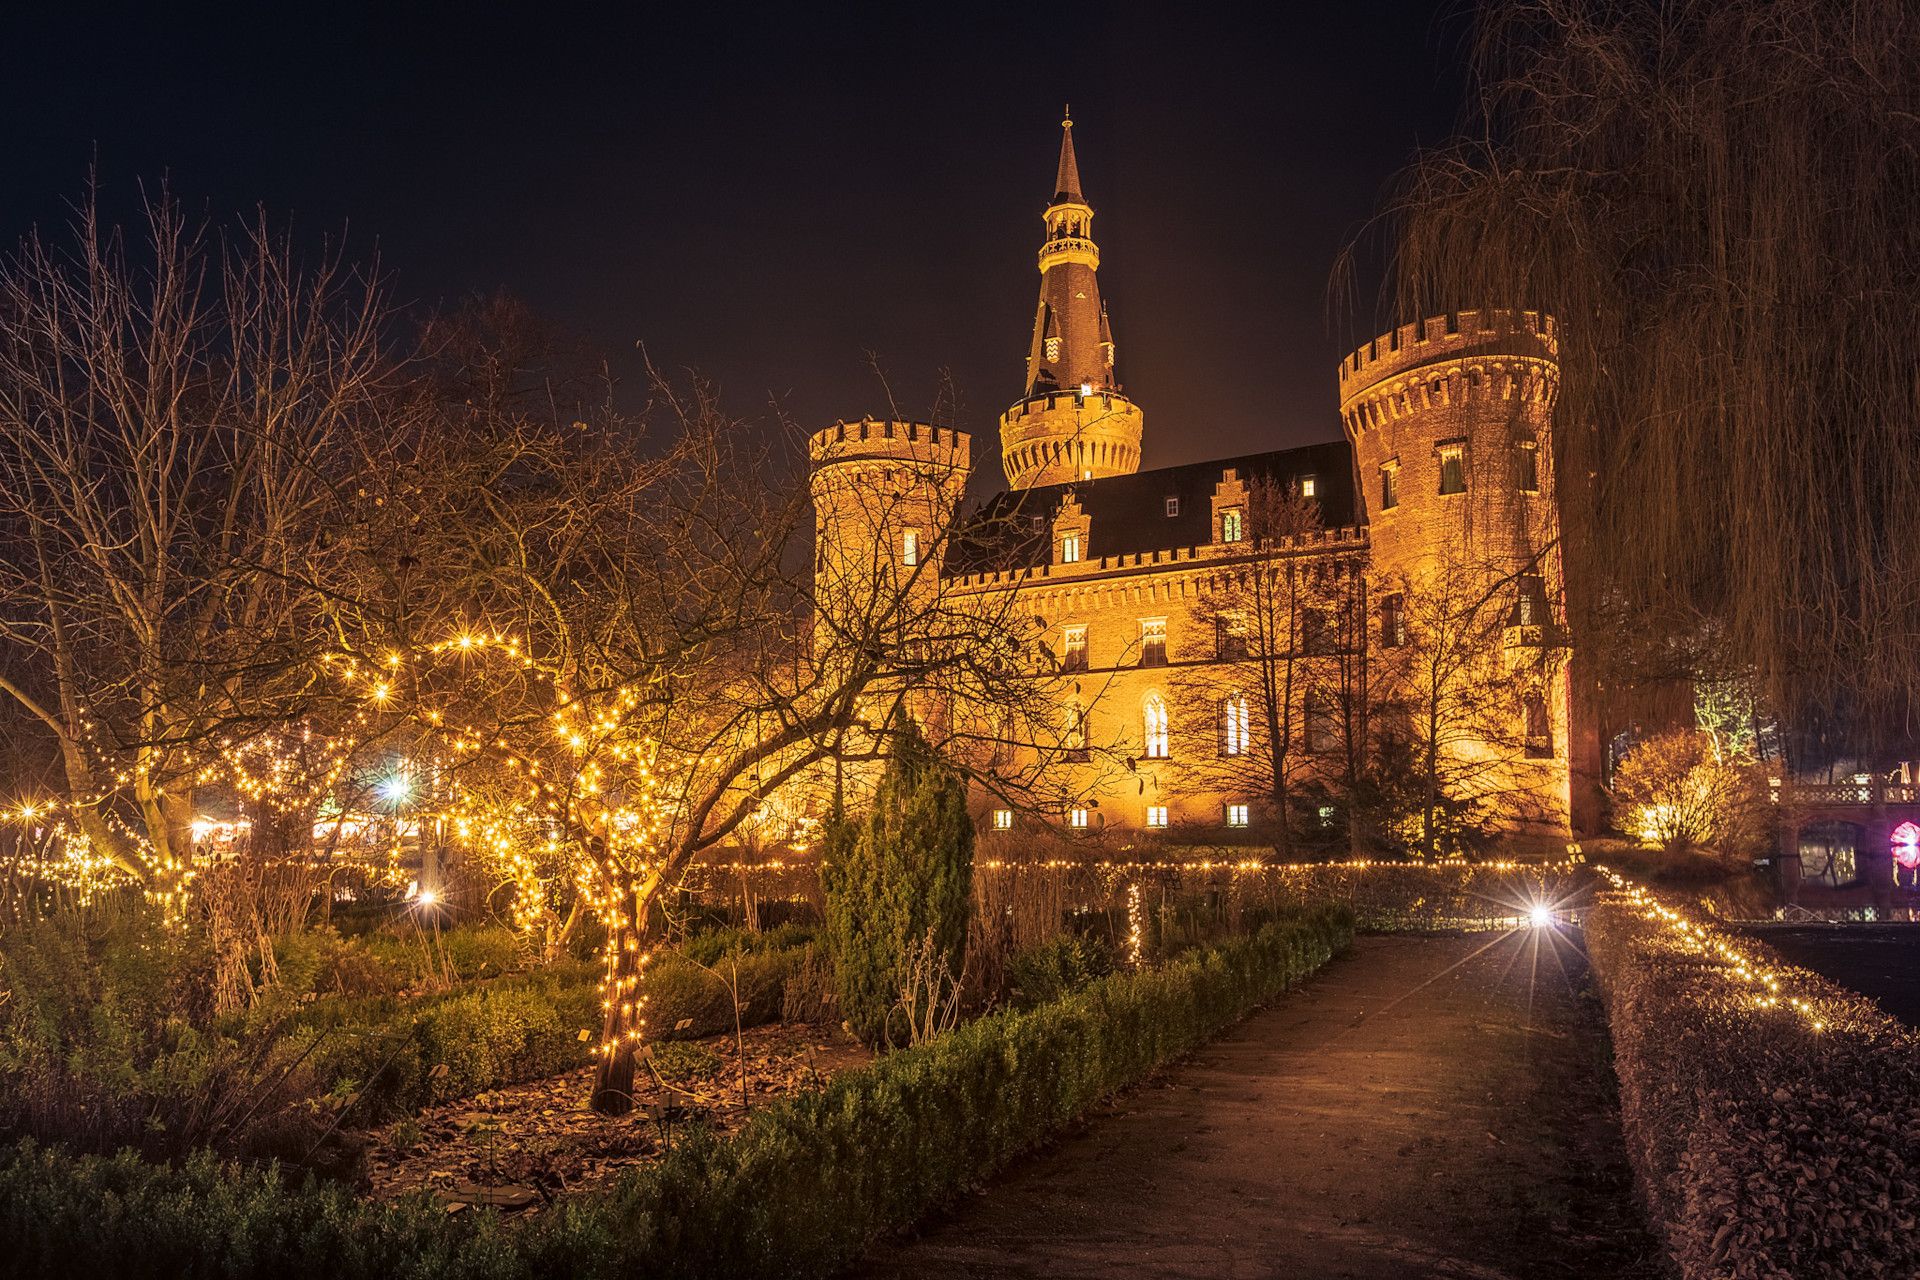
947,439,1357,575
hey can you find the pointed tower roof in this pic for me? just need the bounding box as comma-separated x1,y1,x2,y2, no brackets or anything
1053,110,1084,204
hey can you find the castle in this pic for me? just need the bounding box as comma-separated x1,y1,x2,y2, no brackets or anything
810,118,1602,846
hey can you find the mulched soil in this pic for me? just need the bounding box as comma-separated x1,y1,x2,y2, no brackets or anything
360,1022,870,1212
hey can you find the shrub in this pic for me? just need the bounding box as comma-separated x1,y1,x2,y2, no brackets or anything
0,905,1352,1279
1004,932,1114,1009
1610,729,1768,856
821,726,974,1045
1585,889,1920,1279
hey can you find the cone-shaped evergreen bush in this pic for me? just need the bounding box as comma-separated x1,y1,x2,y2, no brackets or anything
820,725,973,1046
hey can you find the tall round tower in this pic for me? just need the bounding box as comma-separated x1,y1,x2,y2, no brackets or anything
1339,310,1598,837
808,418,971,642
998,115,1145,490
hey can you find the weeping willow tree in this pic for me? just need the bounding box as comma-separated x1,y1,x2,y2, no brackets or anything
1362,0,1920,763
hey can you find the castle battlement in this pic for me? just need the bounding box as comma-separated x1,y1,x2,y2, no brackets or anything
946,524,1369,593
1000,387,1140,425
1338,310,1557,404
809,418,971,472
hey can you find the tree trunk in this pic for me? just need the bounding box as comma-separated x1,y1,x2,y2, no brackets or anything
590,887,653,1115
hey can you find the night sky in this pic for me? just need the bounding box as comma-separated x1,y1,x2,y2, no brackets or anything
4,3,1465,497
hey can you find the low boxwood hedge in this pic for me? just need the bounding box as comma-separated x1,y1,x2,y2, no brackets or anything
1585,893,1920,1279
0,904,1352,1279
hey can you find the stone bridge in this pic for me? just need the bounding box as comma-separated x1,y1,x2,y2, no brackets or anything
1774,777,1920,914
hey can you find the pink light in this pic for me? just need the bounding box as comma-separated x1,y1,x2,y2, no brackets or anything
1893,821,1920,870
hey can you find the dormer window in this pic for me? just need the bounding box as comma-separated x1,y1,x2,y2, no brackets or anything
1060,531,1082,564
1220,508,1245,543
1165,496,1180,517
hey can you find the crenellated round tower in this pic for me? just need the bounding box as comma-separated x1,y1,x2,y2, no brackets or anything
1339,309,1597,838
999,114,1145,490
808,418,971,639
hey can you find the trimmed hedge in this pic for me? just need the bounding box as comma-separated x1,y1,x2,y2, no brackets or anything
0,905,1351,1279
1585,896,1920,1279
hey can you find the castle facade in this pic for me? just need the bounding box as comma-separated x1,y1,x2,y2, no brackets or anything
810,119,1601,846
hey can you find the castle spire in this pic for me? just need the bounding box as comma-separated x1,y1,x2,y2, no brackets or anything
1054,110,1084,202
999,115,1145,490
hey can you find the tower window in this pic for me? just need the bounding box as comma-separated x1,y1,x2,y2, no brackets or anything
1064,700,1088,761
1060,531,1082,564
1220,508,1245,543
1437,445,1466,495
1524,692,1554,758
1380,461,1400,511
1300,475,1317,499
1139,618,1167,667
1221,693,1251,757
1381,592,1407,648
1061,624,1088,672
992,808,1013,830
1045,336,1061,363
1145,805,1168,829
1165,496,1180,517
902,529,920,566
1142,692,1170,759
1515,443,1539,493
1225,803,1250,828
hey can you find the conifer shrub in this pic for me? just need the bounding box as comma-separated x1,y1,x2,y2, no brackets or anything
820,727,974,1045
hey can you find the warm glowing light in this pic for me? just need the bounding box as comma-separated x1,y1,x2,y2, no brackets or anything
1529,903,1554,928
379,773,412,803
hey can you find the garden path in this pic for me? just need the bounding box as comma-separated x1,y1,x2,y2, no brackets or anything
856,931,1664,1279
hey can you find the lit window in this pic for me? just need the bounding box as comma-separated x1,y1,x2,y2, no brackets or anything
1139,618,1167,667
1060,531,1082,564
1380,463,1399,511
1300,475,1317,498
902,529,920,566
1142,692,1170,759
1165,496,1180,517
992,808,1013,830
1221,693,1251,756
1146,805,1168,829
1381,592,1407,648
1515,443,1539,493
1225,803,1249,828
1061,624,1088,672
1220,507,1244,543
1438,445,1466,495
1069,807,1090,829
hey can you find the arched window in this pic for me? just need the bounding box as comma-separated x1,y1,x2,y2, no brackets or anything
1142,693,1170,760
1220,693,1250,756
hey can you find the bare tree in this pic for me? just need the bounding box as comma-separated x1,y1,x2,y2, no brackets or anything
0,185,409,896
1360,0,1920,760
